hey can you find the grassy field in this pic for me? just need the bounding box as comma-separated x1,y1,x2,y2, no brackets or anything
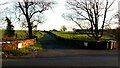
52,31,113,41
1,30,43,40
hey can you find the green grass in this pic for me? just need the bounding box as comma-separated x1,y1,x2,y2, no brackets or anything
52,31,113,41
2,30,43,40
15,30,28,39
26,41,43,51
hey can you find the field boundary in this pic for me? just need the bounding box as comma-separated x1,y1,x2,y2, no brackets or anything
2,38,36,50
47,31,118,50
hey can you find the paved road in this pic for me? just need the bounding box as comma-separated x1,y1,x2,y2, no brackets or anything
39,33,71,49
2,54,118,66
2,33,119,67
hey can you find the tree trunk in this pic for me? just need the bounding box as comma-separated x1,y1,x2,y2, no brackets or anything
28,25,32,38
27,17,32,38
95,36,99,41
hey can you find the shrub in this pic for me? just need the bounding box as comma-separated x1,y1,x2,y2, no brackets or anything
4,17,15,38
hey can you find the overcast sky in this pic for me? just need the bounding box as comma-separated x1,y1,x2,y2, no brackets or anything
35,0,119,31
0,0,119,31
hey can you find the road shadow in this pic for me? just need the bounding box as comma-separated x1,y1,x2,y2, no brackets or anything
39,33,74,49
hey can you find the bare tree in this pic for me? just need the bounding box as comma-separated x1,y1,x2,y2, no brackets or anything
60,25,67,32
17,0,54,38
65,0,114,40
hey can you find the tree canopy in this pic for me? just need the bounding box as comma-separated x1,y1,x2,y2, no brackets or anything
17,0,55,38
64,0,114,40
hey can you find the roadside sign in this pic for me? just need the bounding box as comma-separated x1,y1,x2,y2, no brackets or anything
18,43,22,48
